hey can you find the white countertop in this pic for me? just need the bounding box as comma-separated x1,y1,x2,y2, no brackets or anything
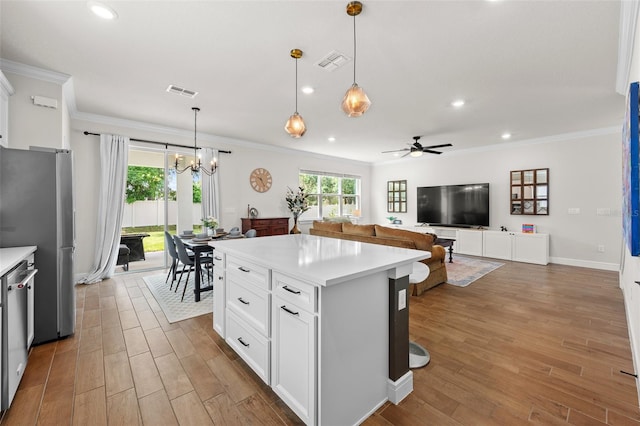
210,234,429,286
0,246,37,276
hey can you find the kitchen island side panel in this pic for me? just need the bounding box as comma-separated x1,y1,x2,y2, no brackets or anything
318,270,389,426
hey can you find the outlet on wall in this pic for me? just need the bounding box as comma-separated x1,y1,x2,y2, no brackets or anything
597,245,605,253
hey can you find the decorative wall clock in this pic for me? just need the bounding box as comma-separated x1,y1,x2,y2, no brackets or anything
250,168,272,192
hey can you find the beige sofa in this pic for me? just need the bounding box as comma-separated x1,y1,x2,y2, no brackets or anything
309,222,448,295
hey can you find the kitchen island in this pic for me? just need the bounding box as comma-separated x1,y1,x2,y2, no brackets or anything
210,234,429,426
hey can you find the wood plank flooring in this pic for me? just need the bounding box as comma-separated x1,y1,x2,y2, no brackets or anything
0,259,638,425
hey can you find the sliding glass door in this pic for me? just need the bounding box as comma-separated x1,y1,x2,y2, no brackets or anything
117,145,201,274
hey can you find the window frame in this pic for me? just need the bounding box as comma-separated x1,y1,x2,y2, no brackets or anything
298,170,361,221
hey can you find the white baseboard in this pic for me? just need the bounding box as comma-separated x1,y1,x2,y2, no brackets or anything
550,257,619,271
387,371,413,404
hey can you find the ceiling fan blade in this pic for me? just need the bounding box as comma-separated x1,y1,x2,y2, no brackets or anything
422,149,444,155
422,143,452,150
382,148,409,153
401,151,411,158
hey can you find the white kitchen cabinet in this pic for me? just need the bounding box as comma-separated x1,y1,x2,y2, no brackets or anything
224,254,272,385
212,251,225,337
272,292,316,425
482,231,549,265
212,235,426,426
455,229,484,256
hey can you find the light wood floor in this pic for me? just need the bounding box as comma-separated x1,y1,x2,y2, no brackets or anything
1,260,638,425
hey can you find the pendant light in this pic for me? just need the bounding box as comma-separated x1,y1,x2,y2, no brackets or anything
341,1,371,117
285,49,307,138
175,107,217,176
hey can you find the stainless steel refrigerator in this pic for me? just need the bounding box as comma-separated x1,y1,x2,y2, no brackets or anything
0,146,75,344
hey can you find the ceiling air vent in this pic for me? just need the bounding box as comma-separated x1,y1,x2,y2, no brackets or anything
315,50,351,72
166,84,199,98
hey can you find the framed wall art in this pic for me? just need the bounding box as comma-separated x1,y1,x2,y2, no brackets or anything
622,82,639,256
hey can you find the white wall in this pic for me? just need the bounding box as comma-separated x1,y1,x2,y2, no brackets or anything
372,131,622,270
4,72,65,150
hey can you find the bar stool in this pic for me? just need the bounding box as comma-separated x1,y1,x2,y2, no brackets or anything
408,262,431,368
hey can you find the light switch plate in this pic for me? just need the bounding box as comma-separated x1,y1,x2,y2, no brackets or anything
398,289,406,310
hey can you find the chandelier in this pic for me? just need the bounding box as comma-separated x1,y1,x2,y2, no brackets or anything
341,1,371,117
174,107,217,176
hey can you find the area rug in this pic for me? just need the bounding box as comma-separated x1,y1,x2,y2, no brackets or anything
143,273,213,323
446,255,504,287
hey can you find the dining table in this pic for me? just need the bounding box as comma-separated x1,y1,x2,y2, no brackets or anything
181,232,245,302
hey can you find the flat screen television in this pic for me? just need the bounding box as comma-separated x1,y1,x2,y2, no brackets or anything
417,183,490,227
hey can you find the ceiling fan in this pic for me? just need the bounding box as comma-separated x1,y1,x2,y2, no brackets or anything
382,136,452,158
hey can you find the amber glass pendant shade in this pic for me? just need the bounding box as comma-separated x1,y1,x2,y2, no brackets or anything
341,83,371,117
285,112,306,138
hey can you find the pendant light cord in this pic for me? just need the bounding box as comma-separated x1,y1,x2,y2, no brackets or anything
353,13,357,84
193,107,198,166
295,57,299,113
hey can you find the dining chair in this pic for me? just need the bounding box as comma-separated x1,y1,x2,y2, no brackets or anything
165,231,196,290
164,231,179,289
245,229,257,238
173,235,212,302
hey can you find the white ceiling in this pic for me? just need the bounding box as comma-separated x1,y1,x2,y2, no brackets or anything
0,0,625,163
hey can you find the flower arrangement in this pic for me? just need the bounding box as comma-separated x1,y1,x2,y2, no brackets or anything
286,186,310,218
202,216,218,230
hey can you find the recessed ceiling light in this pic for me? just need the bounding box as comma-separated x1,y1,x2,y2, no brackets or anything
451,99,465,108
501,132,512,140
301,86,314,95
88,1,118,20
328,137,336,142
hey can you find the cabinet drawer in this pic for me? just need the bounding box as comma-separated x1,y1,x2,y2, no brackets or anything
226,310,270,385
273,272,317,314
227,256,270,291
212,250,225,268
227,277,270,336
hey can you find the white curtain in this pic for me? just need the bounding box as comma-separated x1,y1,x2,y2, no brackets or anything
78,134,129,284
201,147,220,223
616,0,640,94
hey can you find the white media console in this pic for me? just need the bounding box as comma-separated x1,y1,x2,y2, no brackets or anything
390,225,549,265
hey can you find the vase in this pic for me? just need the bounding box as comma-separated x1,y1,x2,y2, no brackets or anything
207,227,215,237
290,216,301,234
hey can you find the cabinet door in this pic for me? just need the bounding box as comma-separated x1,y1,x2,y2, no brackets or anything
213,268,225,337
271,295,316,425
513,233,549,265
456,230,483,256
482,231,512,260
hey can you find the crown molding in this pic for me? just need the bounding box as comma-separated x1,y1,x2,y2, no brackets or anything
72,111,371,167
373,126,621,166
0,71,15,95
0,58,71,85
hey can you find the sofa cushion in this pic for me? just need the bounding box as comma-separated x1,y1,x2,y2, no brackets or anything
343,223,376,236
313,220,343,233
374,225,434,251
323,216,352,223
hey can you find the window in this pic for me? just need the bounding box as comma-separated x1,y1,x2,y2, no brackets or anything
299,170,361,220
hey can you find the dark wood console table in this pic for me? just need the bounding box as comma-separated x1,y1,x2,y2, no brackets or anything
120,233,150,262
241,217,289,237
434,237,456,263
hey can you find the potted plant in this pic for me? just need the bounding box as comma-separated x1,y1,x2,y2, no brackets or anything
202,216,218,236
285,186,310,234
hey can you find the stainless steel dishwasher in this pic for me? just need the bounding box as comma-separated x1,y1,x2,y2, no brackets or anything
1,260,37,410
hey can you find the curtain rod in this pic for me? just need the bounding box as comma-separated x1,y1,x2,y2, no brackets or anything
83,131,232,154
